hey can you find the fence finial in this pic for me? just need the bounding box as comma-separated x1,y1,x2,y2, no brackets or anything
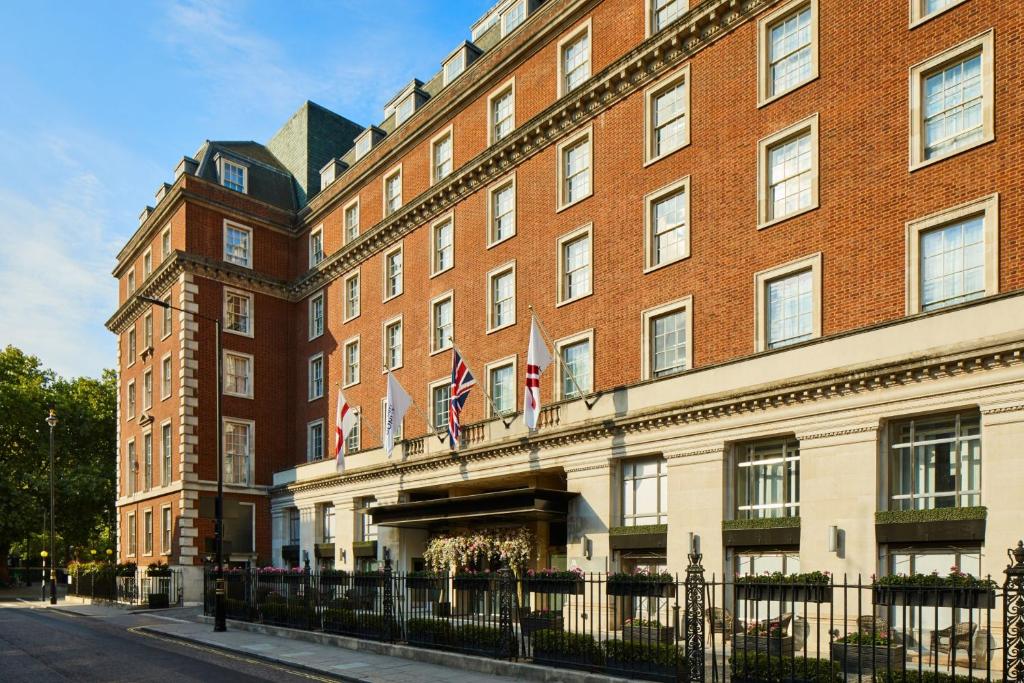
1008,540,1024,573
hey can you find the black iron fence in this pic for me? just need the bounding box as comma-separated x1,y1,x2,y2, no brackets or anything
69,569,183,607
203,546,1024,682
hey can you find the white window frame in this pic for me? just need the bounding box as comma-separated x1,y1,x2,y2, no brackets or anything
307,419,325,462
487,261,517,333
344,408,361,453
223,220,253,269
644,64,691,165
160,353,172,400
487,174,517,248
501,0,528,36
343,197,360,244
308,290,325,340
757,113,820,229
487,77,516,146
343,270,361,322
430,291,455,355
160,418,173,486
904,194,999,314
222,417,254,486
143,247,153,279
644,176,691,272
161,227,172,260
343,335,361,388
127,269,136,295
127,512,137,557
126,379,136,420
382,315,404,372
427,377,452,434
382,243,404,301
553,329,594,401
430,212,455,277
485,355,518,418
383,164,403,217
556,126,593,212
143,311,154,350
754,253,823,352
127,326,137,367
142,429,153,491
218,157,249,194
160,294,172,339
143,508,154,556
557,19,592,97
646,0,688,37
126,439,137,496
443,50,466,86
641,296,693,380
910,0,970,28
430,125,454,185
309,225,325,268
143,369,153,411
908,30,994,171
161,504,172,554
223,288,254,338
223,349,255,399
308,353,324,401
757,0,819,107
354,130,373,160
556,223,594,307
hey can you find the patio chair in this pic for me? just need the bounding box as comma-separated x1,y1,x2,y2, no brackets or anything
930,622,978,666
707,607,735,643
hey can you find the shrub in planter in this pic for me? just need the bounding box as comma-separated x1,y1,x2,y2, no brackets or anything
223,597,254,621
622,618,674,644
530,629,603,670
146,562,172,577
353,571,385,588
147,592,170,609
323,609,398,640
872,567,997,608
606,569,675,598
604,640,683,677
452,571,497,591
453,624,517,658
406,618,453,646
735,571,833,603
520,609,564,636
729,651,843,683
830,631,905,673
523,567,585,594
116,562,137,577
259,599,314,629
874,671,983,683
732,620,795,657
405,570,444,590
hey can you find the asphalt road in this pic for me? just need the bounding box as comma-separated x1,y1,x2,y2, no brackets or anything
0,599,344,683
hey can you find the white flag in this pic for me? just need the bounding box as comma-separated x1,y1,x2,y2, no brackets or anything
522,315,553,430
335,390,357,472
384,371,412,457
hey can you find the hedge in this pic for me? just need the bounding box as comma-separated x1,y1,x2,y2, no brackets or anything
874,671,1001,683
874,506,987,525
608,524,668,537
604,640,683,667
531,629,604,662
729,651,842,683
723,517,801,531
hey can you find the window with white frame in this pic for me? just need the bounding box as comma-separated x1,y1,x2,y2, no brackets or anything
734,438,800,519
432,130,453,183
758,115,819,227
127,328,136,364
358,497,378,542
161,355,172,399
384,318,403,370
761,1,815,102
556,333,592,399
558,226,592,304
307,420,325,462
489,178,516,245
220,159,247,193
912,0,965,24
309,291,325,339
646,67,690,163
650,0,685,34
344,338,360,386
645,178,689,269
432,294,453,353
488,361,516,416
144,509,153,555
502,0,526,35
889,410,980,511
127,269,136,295
355,132,372,160
161,421,172,485
126,441,137,496
644,300,690,379
344,272,360,320
288,508,300,544
224,223,252,268
766,269,813,348
431,381,451,432
224,351,253,398
558,129,592,209
559,24,591,95
444,52,465,85
384,168,402,216
310,227,324,267
490,82,515,144
161,228,171,260
345,410,361,452
621,457,668,525
127,380,136,420
224,290,252,336
161,295,172,338
308,354,324,400
488,265,516,331
127,512,137,555
384,246,403,299
395,95,415,125
344,200,360,243
143,249,152,279
161,506,172,553
321,504,335,543
432,217,454,275
143,432,153,490
143,369,153,410
223,419,251,485
143,312,153,349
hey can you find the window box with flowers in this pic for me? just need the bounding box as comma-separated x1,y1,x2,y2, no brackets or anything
871,567,996,609
452,570,497,592
146,562,172,608
405,570,444,591
622,618,674,644
732,620,795,657
606,568,676,598
523,567,585,594
521,609,564,636
735,571,833,603
830,631,905,674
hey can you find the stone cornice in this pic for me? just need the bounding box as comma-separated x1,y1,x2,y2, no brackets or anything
794,425,879,442
666,446,726,460
980,404,1024,415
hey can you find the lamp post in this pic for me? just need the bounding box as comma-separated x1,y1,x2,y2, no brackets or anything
39,550,48,602
46,409,57,604
137,295,225,632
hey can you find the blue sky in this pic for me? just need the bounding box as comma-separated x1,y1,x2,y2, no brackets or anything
0,0,492,379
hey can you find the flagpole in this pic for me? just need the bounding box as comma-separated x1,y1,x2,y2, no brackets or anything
382,367,447,445
527,305,597,409
449,338,514,429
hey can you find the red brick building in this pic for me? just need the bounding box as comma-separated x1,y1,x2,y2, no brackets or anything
109,0,1024,602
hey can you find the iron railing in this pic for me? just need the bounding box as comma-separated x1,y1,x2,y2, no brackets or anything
69,569,183,607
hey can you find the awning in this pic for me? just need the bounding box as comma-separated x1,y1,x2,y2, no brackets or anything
370,488,578,529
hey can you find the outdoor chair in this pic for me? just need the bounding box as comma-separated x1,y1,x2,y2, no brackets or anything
930,622,978,667
707,607,736,643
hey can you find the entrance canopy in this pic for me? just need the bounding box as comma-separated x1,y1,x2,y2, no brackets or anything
370,488,578,529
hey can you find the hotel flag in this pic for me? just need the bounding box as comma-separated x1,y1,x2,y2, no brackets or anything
522,314,553,430
334,389,357,472
448,348,476,449
384,371,412,458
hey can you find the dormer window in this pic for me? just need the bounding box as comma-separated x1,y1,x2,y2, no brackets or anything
395,95,415,125
219,158,248,193
444,52,465,85
502,0,527,35
355,133,372,160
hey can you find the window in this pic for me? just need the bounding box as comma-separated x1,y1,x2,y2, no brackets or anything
645,177,690,269
488,264,516,332
557,128,592,210
395,95,415,125
223,419,252,485
161,355,172,399
621,457,668,525
735,438,800,519
161,296,172,338
358,498,378,542
143,249,152,279
355,132,372,160
161,228,171,260
888,547,980,638
126,441,137,496
309,227,324,267
488,177,516,246
308,354,324,400
384,317,403,370
758,0,817,105
220,159,247,193
224,222,252,268
910,31,993,169
344,199,360,243
557,225,592,305
143,312,153,349
384,166,402,216
309,291,325,339
127,327,137,365
143,370,153,410
444,52,465,85
558,22,591,96
555,331,593,399
345,410,361,453
431,294,453,353
501,0,526,35
755,253,822,351
889,411,980,511
307,420,325,462
911,0,970,28
431,381,451,433
905,194,998,314
758,114,819,228
642,297,692,379
127,513,137,556
161,421,172,485
384,245,403,300
127,380,136,420
432,216,454,275
736,551,800,579
649,0,686,35
143,510,153,555
288,508,300,544
224,351,253,398
344,337,360,387
143,432,153,490
223,290,253,337
487,359,516,416
161,506,172,553
432,129,453,184
489,80,515,144
127,270,136,295
645,67,690,164
344,271,361,321
321,504,335,543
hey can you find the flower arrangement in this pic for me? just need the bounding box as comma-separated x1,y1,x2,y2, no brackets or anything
146,561,171,576
735,570,831,585
525,567,584,580
872,565,996,589
624,618,663,628
257,565,306,575
746,620,786,638
422,527,535,573
607,567,673,585
834,631,892,646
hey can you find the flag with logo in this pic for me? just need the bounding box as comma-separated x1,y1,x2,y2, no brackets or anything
522,315,553,430
448,349,476,449
384,371,412,458
335,390,357,471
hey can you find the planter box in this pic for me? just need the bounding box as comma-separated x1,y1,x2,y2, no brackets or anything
453,577,497,592
406,576,443,591
147,592,170,609
523,578,585,595
830,642,906,673
732,634,795,657
607,581,676,598
872,586,995,609
522,614,564,636
353,575,384,588
623,624,675,644
735,584,833,604
723,524,800,548
875,518,985,544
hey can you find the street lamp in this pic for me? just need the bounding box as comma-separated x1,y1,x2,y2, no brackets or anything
46,409,57,605
39,550,48,602
137,294,226,632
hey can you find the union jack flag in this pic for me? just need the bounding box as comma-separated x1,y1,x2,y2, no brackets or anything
448,348,476,449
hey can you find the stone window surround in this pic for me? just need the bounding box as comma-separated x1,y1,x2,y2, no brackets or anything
556,17,592,98
382,163,403,217
344,407,362,452
222,219,253,269
126,325,136,367
222,416,255,487
343,197,360,244
160,293,173,340
343,335,361,388
143,368,153,411
160,504,172,555
553,328,594,400
644,63,691,166
486,173,517,248
160,352,173,401
908,30,995,172
430,211,455,278
484,354,518,418
909,0,970,29
382,313,404,372
223,287,254,338
643,175,691,272
308,289,325,341
430,125,455,186
382,242,404,302
427,376,451,433
223,348,255,399
143,507,154,556
486,260,517,334
307,418,325,462
126,379,136,420
308,352,325,401
555,125,594,213
159,417,173,486
756,112,820,230
429,290,455,355
904,193,999,315
645,0,689,38
143,247,153,279
343,269,361,322
126,511,137,557
753,252,823,352
309,224,324,268
486,76,516,147
555,222,594,307
161,226,171,260
757,0,819,108
640,295,693,381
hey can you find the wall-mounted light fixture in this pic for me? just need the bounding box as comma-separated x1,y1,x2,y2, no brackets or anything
828,525,839,553
582,535,592,560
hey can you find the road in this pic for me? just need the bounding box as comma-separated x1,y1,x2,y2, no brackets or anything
0,599,346,683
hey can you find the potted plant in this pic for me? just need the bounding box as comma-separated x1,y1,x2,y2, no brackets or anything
606,568,676,598
735,571,832,603
523,567,585,594
115,561,137,577
604,640,683,679
623,617,674,644
521,609,564,636
530,629,603,671
732,619,795,657
830,630,905,674
872,566,997,608
729,651,843,683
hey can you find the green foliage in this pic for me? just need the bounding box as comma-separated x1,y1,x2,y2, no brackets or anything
608,524,668,536
729,651,843,682
834,631,893,646
260,601,312,625
736,570,831,585
452,624,517,655
723,517,801,530
406,618,453,643
531,629,604,662
874,671,999,683
607,569,673,584
116,562,137,577
323,608,398,637
605,640,683,668
874,506,987,525
147,562,171,576
873,567,996,589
